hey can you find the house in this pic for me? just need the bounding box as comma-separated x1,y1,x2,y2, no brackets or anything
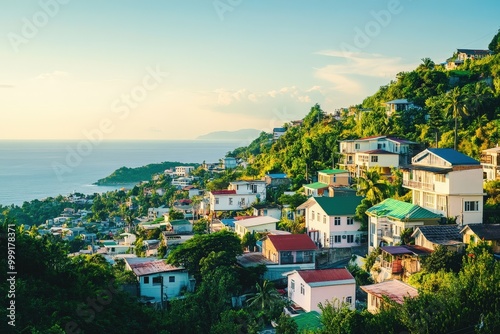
285,268,356,313
209,180,267,213
299,196,365,248
376,245,432,282
303,169,350,197
339,136,419,177
124,258,192,303
148,206,170,220
480,147,500,180
264,173,291,187
411,225,464,252
234,216,279,238
143,240,160,257
222,157,237,169
361,280,418,314
183,185,202,199
273,127,286,141
252,203,282,220
461,224,500,253
166,219,193,234
401,148,484,225
175,166,195,177
457,49,491,61
171,176,195,187
366,198,442,252
384,99,418,117
104,244,135,255
120,232,137,245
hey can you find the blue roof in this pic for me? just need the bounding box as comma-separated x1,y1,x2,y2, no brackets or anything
266,173,287,178
220,219,235,228
273,127,286,132
427,148,479,165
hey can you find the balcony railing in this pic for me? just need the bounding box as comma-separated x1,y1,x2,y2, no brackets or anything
402,180,434,191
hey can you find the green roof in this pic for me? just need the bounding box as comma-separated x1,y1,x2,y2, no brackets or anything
169,219,191,226
101,240,117,246
292,311,322,332
317,169,349,175
304,182,328,190
366,198,442,221
313,196,363,216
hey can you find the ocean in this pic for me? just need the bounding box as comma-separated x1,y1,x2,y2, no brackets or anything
0,140,242,206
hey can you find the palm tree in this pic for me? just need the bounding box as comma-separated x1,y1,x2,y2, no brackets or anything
356,168,391,204
443,87,468,150
464,82,493,120
246,280,283,313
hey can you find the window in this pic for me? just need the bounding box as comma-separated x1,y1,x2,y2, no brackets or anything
300,283,305,295
346,296,352,304
347,235,354,243
152,276,162,285
371,156,378,163
435,174,446,182
169,276,175,283
215,198,219,204
464,201,479,212
291,279,295,291
311,210,315,220
323,215,326,224
334,235,341,243
241,198,245,206
334,217,341,225
355,143,360,149
229,198,233,205
437,195,447,211
143,277,149,284
424,192,435,208
317,213,320,221
347,217,354,225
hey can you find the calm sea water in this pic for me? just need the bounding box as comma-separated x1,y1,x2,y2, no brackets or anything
0,140,241,206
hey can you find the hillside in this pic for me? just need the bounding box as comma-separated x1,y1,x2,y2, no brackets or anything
94,161,198,185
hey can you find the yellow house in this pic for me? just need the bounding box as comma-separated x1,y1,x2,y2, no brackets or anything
460,224,500,253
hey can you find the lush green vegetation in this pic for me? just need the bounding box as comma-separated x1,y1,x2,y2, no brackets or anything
94,161,198,185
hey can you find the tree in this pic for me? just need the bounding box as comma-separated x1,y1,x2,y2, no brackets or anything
355,168,391,204
443,87,468,150
318,299,366,334
275,313,298,334
241,231,257,251
488,28,500,54
246,280,284,323
420,245,463,273
169,209,184,220
278,217,305,234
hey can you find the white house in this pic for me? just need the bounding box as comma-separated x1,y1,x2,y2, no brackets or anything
384,99,418,117
120,232,137,245
366,198,442,253
103,244,135,255
252,203,282,220
339,136,418,177
209,180,267,213
402,148,484,225
273,127,286,141
299,196,365,248
148,207,170,220
480,147,500,180
234,216,279,238
285,269,356,313
175,166,195,177
125,258,191,303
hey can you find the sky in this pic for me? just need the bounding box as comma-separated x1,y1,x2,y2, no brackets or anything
1,0,499,140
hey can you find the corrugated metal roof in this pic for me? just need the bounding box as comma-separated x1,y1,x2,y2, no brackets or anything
361,280,418,304
427,148,479,165
236,216,279,228
412,225,462,245
313,196,363,216
461,224,500,240
380,245,432,256
317,169,349,175
268,234,317,251
211,190,237,195
361,149,398,155
297,268,354,283
303,182,328,190
126,259,184,276
366,198,442,220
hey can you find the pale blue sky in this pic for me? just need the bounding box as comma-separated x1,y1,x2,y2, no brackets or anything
1,0,499,140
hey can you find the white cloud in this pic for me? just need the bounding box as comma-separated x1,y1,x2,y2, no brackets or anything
34,71,70,80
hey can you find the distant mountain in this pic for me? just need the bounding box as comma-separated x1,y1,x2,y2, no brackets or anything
196,128,262,141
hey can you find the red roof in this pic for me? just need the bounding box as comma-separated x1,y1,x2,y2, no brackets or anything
268,234,317,251
211,190,236,195
297,268,354,283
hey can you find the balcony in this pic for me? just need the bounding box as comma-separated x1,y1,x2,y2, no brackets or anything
402,179,434,191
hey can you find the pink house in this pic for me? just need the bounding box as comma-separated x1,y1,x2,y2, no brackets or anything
285,268,356,313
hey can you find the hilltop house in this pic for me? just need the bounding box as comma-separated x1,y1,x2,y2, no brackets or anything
273,127,286,141
234,216,279,238
251,203,282,220
461,224,500,254
480,147,500,180
361,280,418,314
175,166,195,177
411,225,464,252
366,198,442,252
339,136,419,177
303,169,350,197
237,233,317,282
299,196,365,248
209,180,266,214
124,258,192,303
264,173,291,187
401,148,484,225
384,99,418,117
285,268,356,313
